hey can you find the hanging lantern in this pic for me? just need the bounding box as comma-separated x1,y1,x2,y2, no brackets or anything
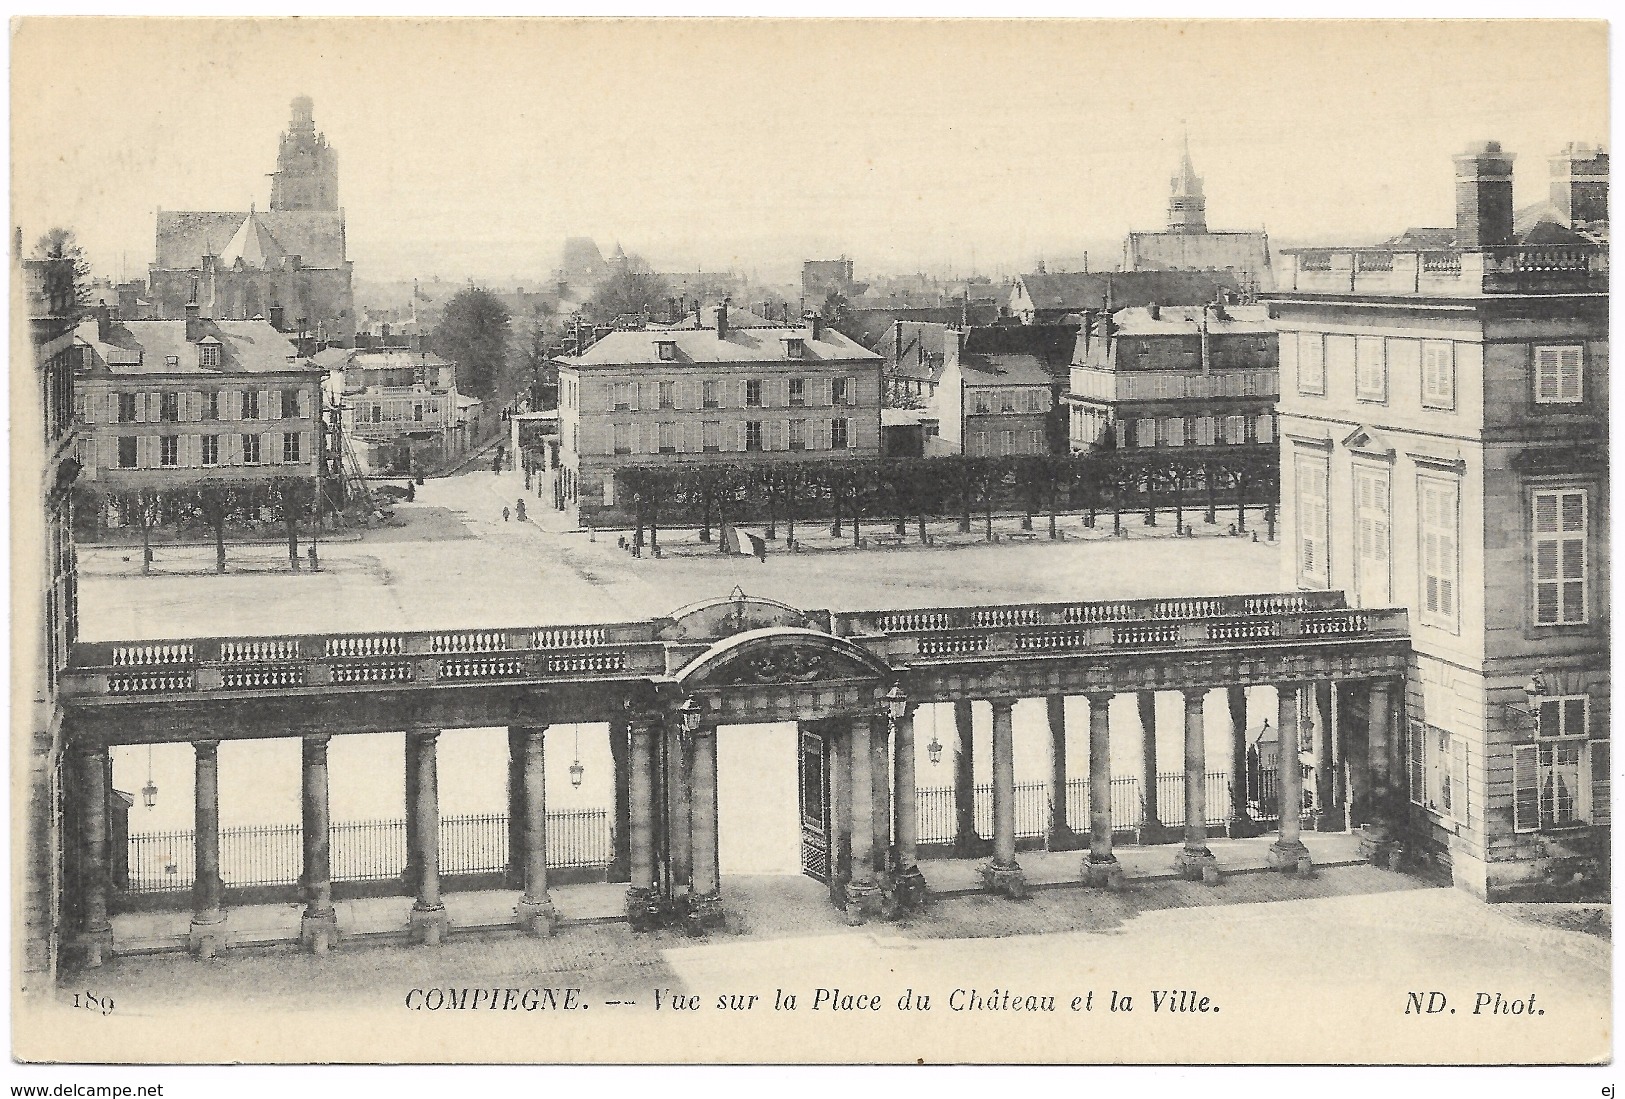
569,724,585,788
677,697,703,735
142,745,158,809
884,683,908,722
926,704,942,766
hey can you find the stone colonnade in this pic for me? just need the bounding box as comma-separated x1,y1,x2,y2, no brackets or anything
67,676,1405,961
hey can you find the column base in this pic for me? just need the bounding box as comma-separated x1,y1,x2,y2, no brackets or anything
1137,820,1173,845
75,928,115,969
688,890,726,932
1267,839,1312,873
409,903,450,946
1357,823,1405,871
300,909,340,954
980,859,1029,899
187,914,229,959
1174,847,1222,884
625,886,662,932
516,895,557,937
1082,854,1124,890
844,879,882,925
888,865,929,914
1045,825,1084,852
1313,807,1347,832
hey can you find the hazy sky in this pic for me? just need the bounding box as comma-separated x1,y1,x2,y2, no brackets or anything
11,18,1609,286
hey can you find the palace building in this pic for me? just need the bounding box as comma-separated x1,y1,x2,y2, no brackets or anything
148,96,355,346
555,303,884,526
1269,139,1609,900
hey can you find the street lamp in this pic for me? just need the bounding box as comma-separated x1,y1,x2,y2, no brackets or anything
142,745,158,809
677,697,703,737
884,683,908,722
925,704,942,767
569,723,585,788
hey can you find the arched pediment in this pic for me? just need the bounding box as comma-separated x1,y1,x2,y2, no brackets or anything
674,628,894,689
658,589,818,642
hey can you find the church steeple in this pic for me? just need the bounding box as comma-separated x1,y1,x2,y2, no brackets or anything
269,95,339,212
1166,130,1207,235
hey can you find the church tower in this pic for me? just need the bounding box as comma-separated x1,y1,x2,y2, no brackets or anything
269,95,339,211
1165,134,1207,235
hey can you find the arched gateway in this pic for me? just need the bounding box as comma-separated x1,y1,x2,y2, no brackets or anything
632,593,914,930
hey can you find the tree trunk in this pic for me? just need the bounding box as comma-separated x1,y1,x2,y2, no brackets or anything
959,487,972,533
1144,472,1157,526
831,485,843,538
1048,493,1059,540
1236,478,1248,532
785,480,797,547
700,494,713,543
984,493,994,541
139,519,153,576
286,518,301,570
766,486,778,540
1205,462,1218,524
213,521,227,573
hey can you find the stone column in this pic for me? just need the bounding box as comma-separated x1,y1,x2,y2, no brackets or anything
828,722,852,906
1358,679,1402,866
845,711,879,922
1082,693,1121,887
689,724,723,930
504,727,525,889
188,740,228,957
1174,689,1219,881
668,720,693,904
76,747,114,967
404,731,423,894
1308,682,1335,829
871,714,893,878
626,716,659,929
609,717,632,883
983,698,1027,897
300,735,339,953
1268,687,1312,873
407,728,450,944
1137,691,1164,843
952,699,980,855
1225,686,1258,838
515,727,556,935
1326,683,1347,821
892,703,927,907
1344,684,1372,829
1045,695,1078,850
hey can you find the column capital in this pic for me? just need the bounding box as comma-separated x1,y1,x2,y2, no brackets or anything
195,739,220,758
1084,691,1114,707
988,696,1019,713
1181,686,1209,704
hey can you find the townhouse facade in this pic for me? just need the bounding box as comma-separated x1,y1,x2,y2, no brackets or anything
556,304,884,525
1065,302,1279,454
1269,139,1609,901
73,305,325,499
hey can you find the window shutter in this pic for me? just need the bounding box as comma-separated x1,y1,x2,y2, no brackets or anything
816,419,830,450
1535,348,1561,401
736,423,747,452
1513,744,1539,832
1407,723,1424,806
1560,346,1583,401
683,421,700,454
105,393,117,424
135,435,152,468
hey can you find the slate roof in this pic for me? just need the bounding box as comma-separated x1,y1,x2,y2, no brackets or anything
155,209,346,269
1014,270,1244,312
76,318,311,376
560,323,880,367
1107,304,1273,336
960,353,1054,387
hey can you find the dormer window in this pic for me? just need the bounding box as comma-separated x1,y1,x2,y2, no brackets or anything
197,339,222,369
657,340,678,361
785,338,806,359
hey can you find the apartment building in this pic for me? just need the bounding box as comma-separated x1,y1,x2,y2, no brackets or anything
555,303,883,525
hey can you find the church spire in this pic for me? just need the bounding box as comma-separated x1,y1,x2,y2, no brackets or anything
1167,127,1207,234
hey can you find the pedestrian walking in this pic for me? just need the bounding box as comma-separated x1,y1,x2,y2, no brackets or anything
515,499,528,522
503,506,511,522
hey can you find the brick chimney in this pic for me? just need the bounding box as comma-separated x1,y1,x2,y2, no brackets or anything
1548,142,1609,229
804,310,823,341
95,300,113,342
185,278,205,342
715,297,730,339
1454,140,1516,248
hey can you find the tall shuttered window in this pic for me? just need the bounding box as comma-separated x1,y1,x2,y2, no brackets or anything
1533,345,1583,405
1354,466,1391,606
1295,454,1329,588
1418,477,1458,630
1297,332,1325,396
1533,489,1587,625
1515,696,1591,832
1420,340,1455,410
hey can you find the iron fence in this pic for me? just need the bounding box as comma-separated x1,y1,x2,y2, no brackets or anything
1062,775,1147,834
125,808,612,894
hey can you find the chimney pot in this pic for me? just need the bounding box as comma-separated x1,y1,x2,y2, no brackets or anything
715,298,729,339
1454,140,1517,248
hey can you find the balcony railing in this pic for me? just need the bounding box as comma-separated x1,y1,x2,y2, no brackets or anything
1279,244,1606,297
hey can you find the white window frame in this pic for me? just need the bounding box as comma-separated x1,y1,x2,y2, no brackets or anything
1418,475,1459,631
1419,340,1455,410
159,435,179,467
1408,723,1466,822
1297,332,1325,396
1533,344,1583,405
1295,453,1329,589
658,421,677,454
1532,488,1588,626
1514,696,1592,833
1354,335,1387,403
201,434,220,467
1353,465,1391,606
830,417,849,450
